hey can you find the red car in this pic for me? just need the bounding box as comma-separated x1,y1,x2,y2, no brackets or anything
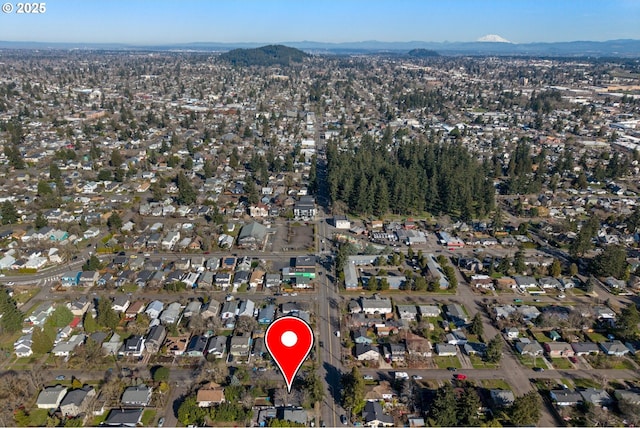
569,356,578,363
454,374,467,380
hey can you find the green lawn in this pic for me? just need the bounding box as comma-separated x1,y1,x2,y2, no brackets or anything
27,408,49,426
586,332,608,342
141,409,157,426
551,358,573,369
572,378,602,389
14,288,40,304
480,379,512,390
517,355,544,369
469,354,500,369
433,356,462,369
121,284,139,293
91,413,108,426
533,332,551,343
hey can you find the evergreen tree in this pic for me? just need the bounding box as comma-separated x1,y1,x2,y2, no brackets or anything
486,335,503,363
83,311,98,334
49,162,61,180
96,297,120,330
107,212,122,231
509,391,542,426
429,383,457,426
341,367,365,414
457,385,481,426
34,212,48,229
469,313,484,337
617,303,640,341
31,326,54,354
176,172,197,205
550,259,562,278
590,245,628,279
0,287,23,334
1,201,18,224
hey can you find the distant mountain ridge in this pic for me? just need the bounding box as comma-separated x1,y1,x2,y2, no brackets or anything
0,39,639,57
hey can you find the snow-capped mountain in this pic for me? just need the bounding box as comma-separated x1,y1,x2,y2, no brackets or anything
477,34,512,43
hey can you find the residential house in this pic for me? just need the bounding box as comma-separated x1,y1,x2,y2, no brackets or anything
579,388,613,407
600,340,630,357
79,271,99,287
355,343,380,361
186,335,209,357
361,295,392,315
571,342,600,356
102,333,122,355
103,408,143,427
418,305,441,318
36,385,68,409
515,338,544,356
258,305,276,325
446,330,468,345
435,343,458,356
60,386,96,417
61,271,81,287
229,335,251,359
160,302,182,324
238,299,256,317
354,328,373,345
464,342,487,357
264,273,281,288
111,295,131,313
545,342,575,358
52,334,86,357
362,401,394,427
215,272,232,288
144,325,166,354
68,297,91,317
161,231,180,250
14,333,33,357
444,304,468,327
221,301,239,320
490,389,515,408
206,336,227,359
119,335,145,357
196,382,226,407
200,300,220,319
125,301,145,319
278,407,308,426
183,300,202,318
405,332,433,357
550,389,583,406
145,300,164,319
237,222,268,249
397,305,419,321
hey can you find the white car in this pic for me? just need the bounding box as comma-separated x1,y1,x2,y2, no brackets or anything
394,371,409,379
412,375,423,380
558,294,566,299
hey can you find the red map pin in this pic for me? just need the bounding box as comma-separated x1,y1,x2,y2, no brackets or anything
265,315,314,393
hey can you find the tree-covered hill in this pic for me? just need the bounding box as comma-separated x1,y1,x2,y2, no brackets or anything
407,48,440,58
219,44,309,66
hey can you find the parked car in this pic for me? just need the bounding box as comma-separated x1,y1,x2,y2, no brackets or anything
340,415,348,425
412,375,423,380
55,375,65,380
454,374,467,380
363,375,374,381
569,356,578,363
533,367,544,372
157,417,164,427
447,367,457,372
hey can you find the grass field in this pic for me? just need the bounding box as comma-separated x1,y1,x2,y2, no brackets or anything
432,356,462,369
469,354,500,369
141,409,157,426
551,358,573,369
586,332,608,342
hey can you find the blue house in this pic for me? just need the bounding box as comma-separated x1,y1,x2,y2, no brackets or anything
61,271,81,287
258,305,276,325
353,328,373,345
